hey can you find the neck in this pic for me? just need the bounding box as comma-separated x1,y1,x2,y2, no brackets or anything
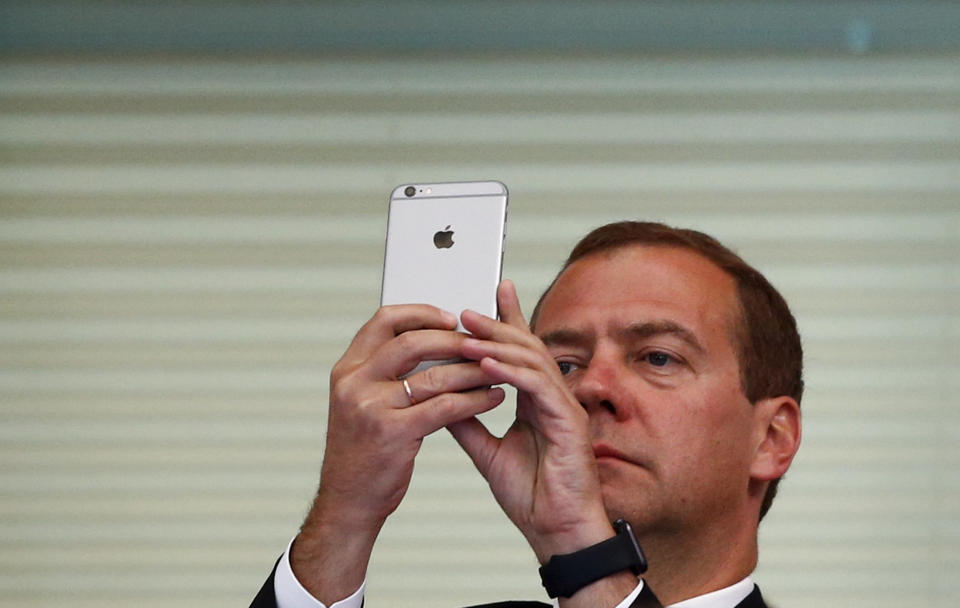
638,522,758,605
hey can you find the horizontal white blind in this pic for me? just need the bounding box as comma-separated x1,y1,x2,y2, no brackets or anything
1,54,958,608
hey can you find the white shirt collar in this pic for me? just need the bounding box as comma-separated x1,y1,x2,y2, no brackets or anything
548,575,754,608
668,576,755,608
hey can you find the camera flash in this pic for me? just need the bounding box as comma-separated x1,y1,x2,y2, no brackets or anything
425,188,432,194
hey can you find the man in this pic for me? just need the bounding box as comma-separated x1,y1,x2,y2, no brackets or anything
252,221,803,608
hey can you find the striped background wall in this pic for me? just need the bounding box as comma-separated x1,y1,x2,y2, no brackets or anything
1,54,958,607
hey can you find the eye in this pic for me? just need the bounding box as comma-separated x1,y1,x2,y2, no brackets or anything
643,351,676,368
557,360,581,376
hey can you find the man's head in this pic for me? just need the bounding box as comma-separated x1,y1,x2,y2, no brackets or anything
531,221,802,524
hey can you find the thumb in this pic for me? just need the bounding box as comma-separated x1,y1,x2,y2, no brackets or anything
447,418,499,478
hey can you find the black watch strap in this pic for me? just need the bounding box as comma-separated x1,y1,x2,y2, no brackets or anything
538,519,648,599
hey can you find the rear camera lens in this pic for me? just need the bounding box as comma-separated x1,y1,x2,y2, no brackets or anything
404,186,416,197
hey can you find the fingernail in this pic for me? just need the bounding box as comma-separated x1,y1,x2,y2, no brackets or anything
442,310,458,325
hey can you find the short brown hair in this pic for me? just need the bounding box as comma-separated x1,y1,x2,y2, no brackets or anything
531,221,803,520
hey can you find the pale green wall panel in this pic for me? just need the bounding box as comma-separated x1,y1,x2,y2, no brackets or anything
1,54,958,607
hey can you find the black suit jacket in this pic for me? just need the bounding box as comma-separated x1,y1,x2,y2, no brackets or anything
462,584,767,608
250,559,768,608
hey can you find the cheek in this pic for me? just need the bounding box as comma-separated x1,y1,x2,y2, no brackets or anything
701,412,757,484
667,392,754,472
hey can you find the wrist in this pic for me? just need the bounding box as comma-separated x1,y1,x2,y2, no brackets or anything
556,571,640,608
531,516,617,565
308,486,391,532
538,519,648,600
291,506,382,606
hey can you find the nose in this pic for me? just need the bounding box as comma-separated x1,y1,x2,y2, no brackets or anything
572,349,626,420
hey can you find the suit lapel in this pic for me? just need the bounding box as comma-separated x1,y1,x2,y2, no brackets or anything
734,585,767,608
463,580,663,608
461,602,551,608
630,583,664,608
631,581,766,608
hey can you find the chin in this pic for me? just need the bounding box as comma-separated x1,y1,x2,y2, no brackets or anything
600,486,639,523
599,483,664,534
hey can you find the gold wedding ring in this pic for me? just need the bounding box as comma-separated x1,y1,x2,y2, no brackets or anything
402,378,416,406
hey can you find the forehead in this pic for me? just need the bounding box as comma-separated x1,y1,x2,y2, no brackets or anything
535,245,741,344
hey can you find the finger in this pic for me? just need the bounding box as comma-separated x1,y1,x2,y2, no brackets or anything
348,305,459,362
459,280,528,337
368,328,468,379
478,356,545,394
478,357,577,420
460,308,545,355
401,387,506,438
496,279,528,329
399,361,498,408
446,417,500,478
461,336,551,375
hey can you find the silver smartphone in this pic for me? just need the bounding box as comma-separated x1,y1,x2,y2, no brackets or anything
381,180,508,370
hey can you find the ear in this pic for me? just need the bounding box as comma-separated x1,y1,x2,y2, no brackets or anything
749,396,802,482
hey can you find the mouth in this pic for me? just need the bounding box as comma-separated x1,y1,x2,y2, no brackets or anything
592,443,634,464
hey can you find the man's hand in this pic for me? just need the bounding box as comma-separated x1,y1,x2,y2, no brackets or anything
448,280,614,561
291,304,504,604
448,281,640,607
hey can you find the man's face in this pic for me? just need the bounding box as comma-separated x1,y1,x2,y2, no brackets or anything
534,245,760,537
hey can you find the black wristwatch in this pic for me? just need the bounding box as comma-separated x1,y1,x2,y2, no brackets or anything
538,519,648,599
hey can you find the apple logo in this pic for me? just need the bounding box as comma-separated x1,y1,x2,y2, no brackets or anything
433,225,454,249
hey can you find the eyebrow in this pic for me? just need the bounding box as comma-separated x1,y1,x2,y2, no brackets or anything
539,328,591,349
539,320,706,355
620,321,706,355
